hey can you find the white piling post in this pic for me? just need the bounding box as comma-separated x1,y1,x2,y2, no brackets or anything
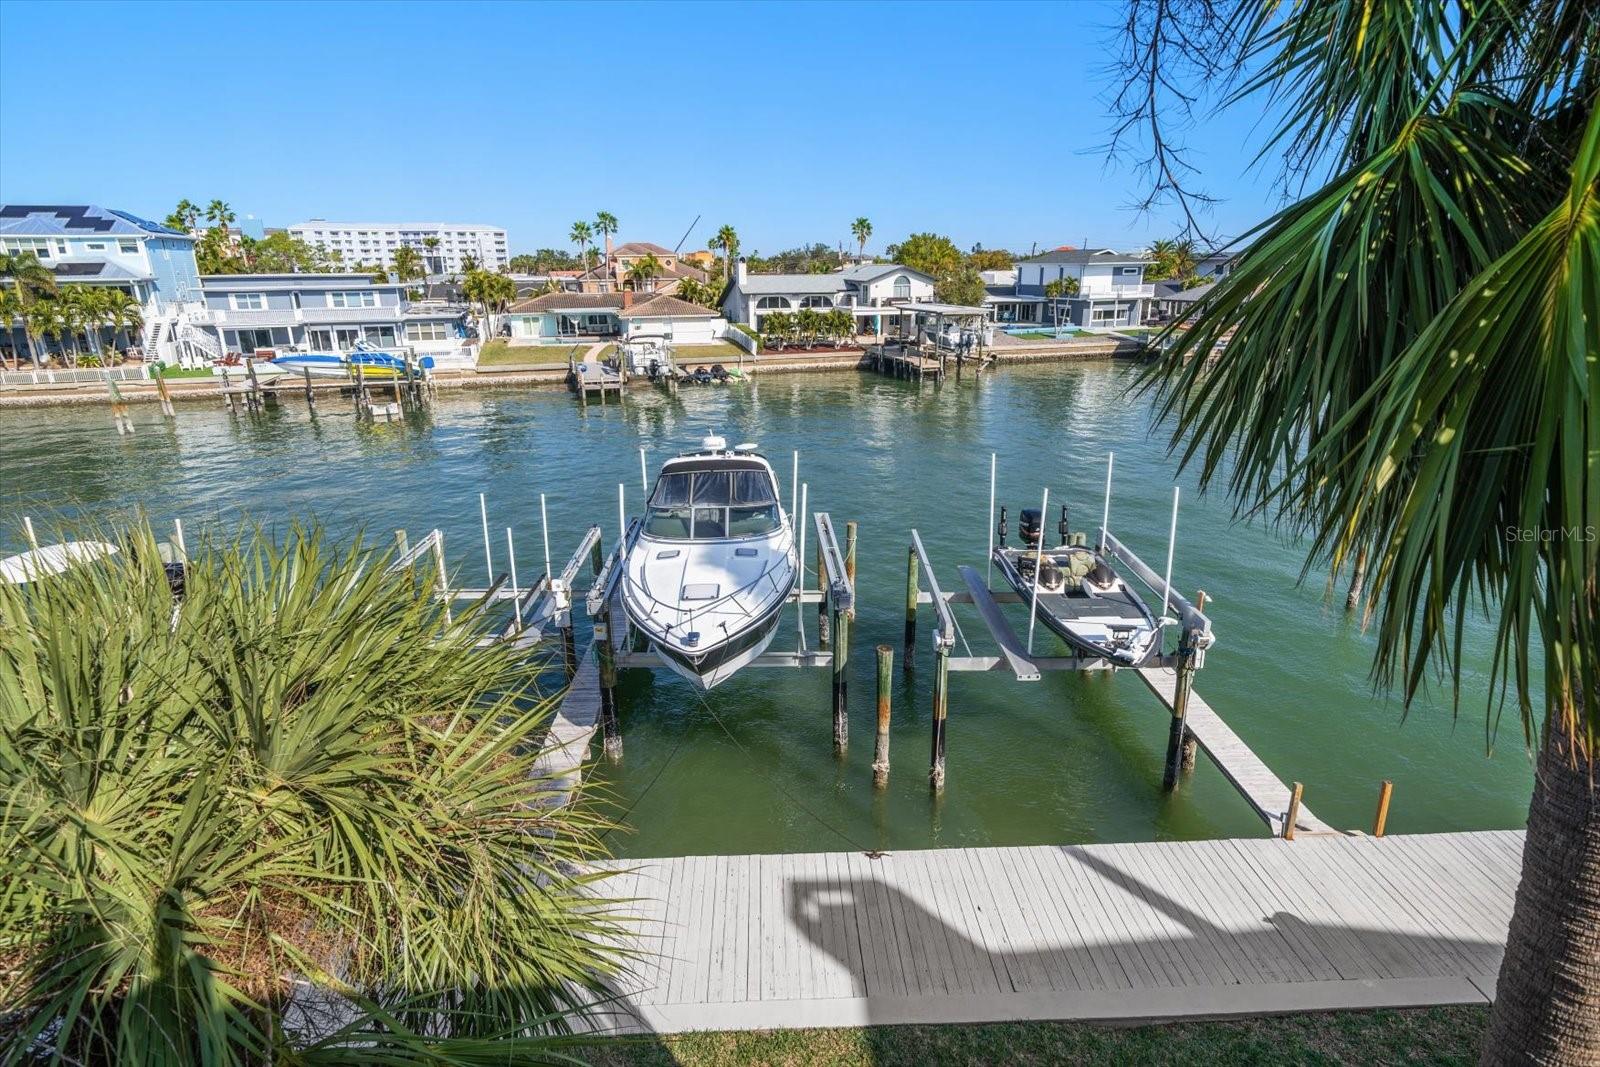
639,446,648,493
1099,451,1114,553
539,493,552,579
479,492,493,586
173,518,187,559
797,482,808,640
1162,485,1180,621
505,527,520,600
791,450,799,533
617,482,626,546
1027,487,1049,655
22,516,39,551
986,452,997,587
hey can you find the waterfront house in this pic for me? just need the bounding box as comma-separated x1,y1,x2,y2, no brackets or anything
571,240,710,295
195,273,475,366
720,259,934,335
1011,248,1155,328
0,203,207,364
504,289,727,344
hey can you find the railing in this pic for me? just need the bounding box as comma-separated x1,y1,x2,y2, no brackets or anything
1078,284,1156,300
1,365,151,387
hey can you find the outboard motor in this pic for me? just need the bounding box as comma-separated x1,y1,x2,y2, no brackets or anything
1019,508,1042,548
692,365,713,385
1059,505,1071,546
164,561,187,601
711,363,730,382
997,506,1008,547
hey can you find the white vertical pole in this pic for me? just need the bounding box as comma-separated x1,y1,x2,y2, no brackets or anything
479,492,493,586
639,446,648,492
796,482,808,639
1099,451,1115,553
1027,487,1049,655
986,452,997,586
172,518,187,559
790,450,799,524
1162,486,1180,620
505,527,519,599
617,482,626,545
22,516,39,551
539,493,552,579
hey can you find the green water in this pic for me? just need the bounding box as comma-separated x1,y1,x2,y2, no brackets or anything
0,362,1533,856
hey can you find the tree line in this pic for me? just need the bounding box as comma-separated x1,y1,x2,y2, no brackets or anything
0,251,143,370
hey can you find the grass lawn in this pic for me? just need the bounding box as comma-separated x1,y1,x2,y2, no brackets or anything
476,340,583,367
574,1006,1488,1066
672,342,749,362
1013,332,1057,341
152,366,215,379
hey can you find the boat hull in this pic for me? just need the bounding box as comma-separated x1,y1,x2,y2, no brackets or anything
641,602,784,691
993,546,1161,667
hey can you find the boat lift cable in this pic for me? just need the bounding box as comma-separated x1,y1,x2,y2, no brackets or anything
598,722,692,845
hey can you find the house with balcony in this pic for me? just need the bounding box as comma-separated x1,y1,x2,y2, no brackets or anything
1011,249,1155,328
720,260,935,335
0,203,212,364
569,240,711,295
194,274,474,365
505,290,727,344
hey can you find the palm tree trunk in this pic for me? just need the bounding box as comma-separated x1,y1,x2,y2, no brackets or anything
1481,716,1600,1066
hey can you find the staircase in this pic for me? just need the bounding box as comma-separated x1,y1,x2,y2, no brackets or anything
142,317,166,361
180,322,221,363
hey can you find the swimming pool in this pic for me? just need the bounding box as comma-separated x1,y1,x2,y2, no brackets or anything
1000,324,1081,337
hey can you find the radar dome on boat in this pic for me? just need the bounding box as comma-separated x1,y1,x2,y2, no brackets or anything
734,442,759,453
701,434,727,451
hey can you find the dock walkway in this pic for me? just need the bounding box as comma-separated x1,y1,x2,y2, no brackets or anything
1136,666,1332,837
532,646,600,807
592,830,1520,1034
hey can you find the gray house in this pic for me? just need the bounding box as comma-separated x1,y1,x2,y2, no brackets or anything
1011,249,1155,328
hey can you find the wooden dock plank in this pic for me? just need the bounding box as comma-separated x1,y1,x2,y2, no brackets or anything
1135,667,1330,836
595,831,1517,1034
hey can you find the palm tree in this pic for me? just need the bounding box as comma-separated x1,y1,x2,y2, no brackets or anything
165,198,200,233
1126,3,1598,1060
675,277,716,308
760,309,792,349
793,306,821,349
27,299,67,367
1,250,57,369
710,224,739,282
1,519,628,1062
851,217,872,260
594,211,618,269
103,289,142,359
1169,238,1198,281
625,252,662,292
393,245,424,285
570,220,594,274
0,287,21,369
61,286,109,362
1145,238,1178,281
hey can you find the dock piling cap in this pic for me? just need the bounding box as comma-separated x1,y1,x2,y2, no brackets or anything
702,433,728,451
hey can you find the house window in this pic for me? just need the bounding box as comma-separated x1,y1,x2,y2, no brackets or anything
310,329,333,349
407,321,450,342
800,295,833,308
1091,306,1123,324
330,290,378,308
231,293,266,310
892,276,911,299
119,240,137,254
229,328,275,353
1119,266,1140,276
363,325,397,346
755,296,792,309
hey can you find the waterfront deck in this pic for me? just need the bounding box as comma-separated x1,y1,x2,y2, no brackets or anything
592,830,1520,1034
532,646,601,807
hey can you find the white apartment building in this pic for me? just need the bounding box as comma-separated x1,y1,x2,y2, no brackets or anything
287,220,509,274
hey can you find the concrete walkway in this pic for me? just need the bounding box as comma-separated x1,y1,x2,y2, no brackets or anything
589,830,1520,1034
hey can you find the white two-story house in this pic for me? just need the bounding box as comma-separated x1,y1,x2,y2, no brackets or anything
1012,249,1155,328
721,260,935,336
195,274,475,366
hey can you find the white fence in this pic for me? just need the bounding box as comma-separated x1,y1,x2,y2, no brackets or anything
0,365,152,388
723,325,760,355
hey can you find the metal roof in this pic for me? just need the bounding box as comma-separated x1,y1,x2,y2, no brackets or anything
0,204,191,239
898,301,989,316
1018,248,1151,266
51,259,151,282
839,263,933,284
734,273,849,296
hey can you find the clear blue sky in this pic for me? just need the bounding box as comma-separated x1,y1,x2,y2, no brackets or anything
0,0,1282,256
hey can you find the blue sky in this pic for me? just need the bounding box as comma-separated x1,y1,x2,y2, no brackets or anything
0,0,1283,256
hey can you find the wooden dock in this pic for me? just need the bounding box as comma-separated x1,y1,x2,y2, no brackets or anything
571,357,624,400
532,646,601,807
868,342,946,381
589,830,1520,1034
1136,666,1332,837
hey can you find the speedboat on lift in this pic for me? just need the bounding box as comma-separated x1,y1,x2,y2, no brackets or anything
991,505,1161,666
621,435,797,690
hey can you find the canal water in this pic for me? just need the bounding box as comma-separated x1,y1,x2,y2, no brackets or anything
0,362,1534,856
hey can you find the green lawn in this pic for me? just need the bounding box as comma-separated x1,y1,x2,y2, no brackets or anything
672,342,749,361
152,365,216,379
575,1007,1487,1066
476,340,583,367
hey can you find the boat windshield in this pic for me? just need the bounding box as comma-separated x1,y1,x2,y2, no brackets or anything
644,468,780,539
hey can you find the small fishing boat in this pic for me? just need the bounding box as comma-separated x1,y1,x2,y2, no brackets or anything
621,435,797,690
991,506,1161,666
0,540,119,585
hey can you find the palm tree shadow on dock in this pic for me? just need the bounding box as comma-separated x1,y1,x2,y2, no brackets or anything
580,840,1508,1063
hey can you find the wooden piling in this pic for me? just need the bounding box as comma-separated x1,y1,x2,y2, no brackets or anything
303,367,316,412
105,375,133,434
562,622,578,680
222,367,235,414
353,361,366,418
597,618,622,760
1284,782,1304,840
844,521,858,584
590,537,605,576
831,606,849,751
1373,780,1394,837
245,357,262,412
873,645,892,787
929,648,948,792
903,545,919,672
1163,590,1208,790
153,365,176,418
817,534,831,648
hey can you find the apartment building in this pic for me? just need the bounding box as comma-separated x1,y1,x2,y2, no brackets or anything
286,220,509,274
